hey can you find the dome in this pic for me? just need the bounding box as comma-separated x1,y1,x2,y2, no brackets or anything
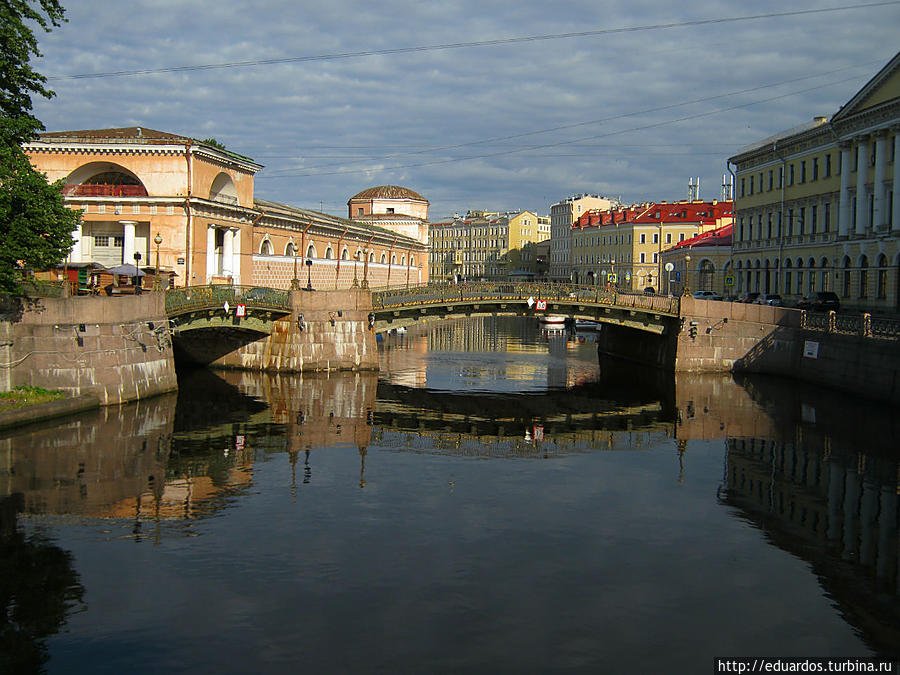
349,185,428,202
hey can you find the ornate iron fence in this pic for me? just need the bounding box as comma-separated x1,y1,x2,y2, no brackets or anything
800,310,900,340
372,282,680,314
165,285,291,315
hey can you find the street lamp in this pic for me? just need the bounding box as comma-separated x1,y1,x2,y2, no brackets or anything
610,258,616,288
133,251,142,291
361,248,369,288
683,253,692,295
305,257,314,291
291,244,300,289
153,232,162,290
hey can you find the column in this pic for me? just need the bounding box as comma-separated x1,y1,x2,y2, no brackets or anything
222,228,234,277
872,130,888,230
855,137,869,235
229,228,241,284
892,131,900,232
70,220,83,262
120,220,137,265
838,143,853,237
206,225,217,280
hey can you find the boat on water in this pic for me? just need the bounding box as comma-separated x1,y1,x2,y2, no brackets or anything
539,315,567,324
574,319,600,331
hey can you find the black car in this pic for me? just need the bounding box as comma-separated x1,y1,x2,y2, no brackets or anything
797,291,840,312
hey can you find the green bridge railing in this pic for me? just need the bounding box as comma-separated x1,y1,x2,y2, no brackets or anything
165,285,292,315
371,282,681,315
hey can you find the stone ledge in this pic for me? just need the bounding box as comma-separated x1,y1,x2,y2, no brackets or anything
0,394,101,432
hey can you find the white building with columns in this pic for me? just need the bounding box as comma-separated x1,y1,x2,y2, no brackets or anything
729,51,900,312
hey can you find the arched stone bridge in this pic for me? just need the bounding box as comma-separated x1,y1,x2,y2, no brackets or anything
370,283,681,334
165,285,293,334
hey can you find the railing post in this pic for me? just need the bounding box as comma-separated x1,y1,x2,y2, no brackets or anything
799,310,807,330
826,310,836,334
862,312,872,338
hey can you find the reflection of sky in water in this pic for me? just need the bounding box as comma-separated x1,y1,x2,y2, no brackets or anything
379,318,603,393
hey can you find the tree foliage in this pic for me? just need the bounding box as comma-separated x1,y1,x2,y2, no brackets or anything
0,0,77,295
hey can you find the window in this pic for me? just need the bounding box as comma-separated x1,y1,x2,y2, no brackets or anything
653,233,659,244
798,207,805,235
788,164,794,185
823,202,831,232
766,214,773,239
810,206,817,234
652,253,658,263
768,170,774,191
800,161,806,183
640,233,646,244
666,233,672,244
639,252,645,263
825,153,832,177
740,178,745,197
357,207,364,216
749,175,754,195
94,235,109,247
679,233,685,242
113,236,124,248
812,157,818,181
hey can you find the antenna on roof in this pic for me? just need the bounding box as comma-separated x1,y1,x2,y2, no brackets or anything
688,177,700,201
722,174,733,201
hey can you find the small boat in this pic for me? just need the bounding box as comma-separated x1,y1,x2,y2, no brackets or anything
574,319,599,331
539,315,567,324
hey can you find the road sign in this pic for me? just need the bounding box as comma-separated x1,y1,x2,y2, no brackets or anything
725,274,735,286
665,262,675,272
607,273,617,283
535,300,547,311
236,304,246,317
675,271,681,282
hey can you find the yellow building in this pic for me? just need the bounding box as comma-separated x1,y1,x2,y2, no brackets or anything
549,194,618,282
428,210,550,282
571,200,733,290
729,52,900,312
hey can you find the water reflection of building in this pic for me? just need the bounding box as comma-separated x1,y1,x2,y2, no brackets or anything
723,436,900,655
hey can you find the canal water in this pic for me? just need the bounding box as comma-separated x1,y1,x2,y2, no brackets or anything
1,317,898,673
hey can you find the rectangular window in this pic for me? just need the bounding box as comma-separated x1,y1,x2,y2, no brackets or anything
679,233,685,242
639,252,645,263
800,161,806,183
824,202,831,232
666,233,672,244
778,167,783,188
113,236,124,247
740,178,745,197
766,214,772,239
768,170,773,191
798,207,805,235
787,209,794,236
812,157,818,181
810,206,817,234
749,175,754,195
652,253,658,263
94,236,109,247
788,164,794,186
653,233,659,244
640,233,645,244
825,153,832,177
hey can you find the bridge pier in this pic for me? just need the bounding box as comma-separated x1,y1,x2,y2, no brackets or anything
173,289,378,372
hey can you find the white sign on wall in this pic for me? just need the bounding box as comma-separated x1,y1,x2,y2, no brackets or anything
803,340,819,359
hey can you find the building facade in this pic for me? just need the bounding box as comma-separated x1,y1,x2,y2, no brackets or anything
729,52,900,312
25,128,426,290
428,210,550,282
571,200,733,291
660,224,734,296
549,194,617,282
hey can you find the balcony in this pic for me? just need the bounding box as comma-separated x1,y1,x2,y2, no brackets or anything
63,184,148,197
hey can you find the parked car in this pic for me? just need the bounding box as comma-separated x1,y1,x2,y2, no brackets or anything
736,292,760,303
692,290,723,301
754,293,783,306
796,291,840,312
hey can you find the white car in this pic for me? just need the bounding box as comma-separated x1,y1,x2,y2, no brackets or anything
692,290,722,301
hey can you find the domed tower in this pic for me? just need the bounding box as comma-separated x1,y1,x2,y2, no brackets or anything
348,185,429,245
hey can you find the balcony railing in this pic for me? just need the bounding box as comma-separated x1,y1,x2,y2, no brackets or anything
63,184,149,197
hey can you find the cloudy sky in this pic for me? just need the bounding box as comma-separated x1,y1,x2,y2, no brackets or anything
31,0,900,219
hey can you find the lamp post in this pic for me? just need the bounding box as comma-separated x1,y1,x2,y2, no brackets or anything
133,251,142,291
153,232,162,290
610,258,616,288
305,258,313,291
683,253,692,295
361,248,369,288
291,245,300,289
352,251,359,288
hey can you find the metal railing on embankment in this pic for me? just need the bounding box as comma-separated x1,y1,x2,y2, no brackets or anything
799,310,900,340
371,282,680,315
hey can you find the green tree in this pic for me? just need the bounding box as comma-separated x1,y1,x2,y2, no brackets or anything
0,0,77,294
201,137,226,150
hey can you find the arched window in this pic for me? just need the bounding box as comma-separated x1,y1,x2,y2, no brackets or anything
341,248,350,260
285,242,296,256
795,258,804,295
876,254,888,299
391,254,397,265
380,253,387,264
209,172,238,205
325,247,334,260
306,244,316,259
260,239,273,256
699,260,715,291
841,256,851,298
409,255,415,267
369,251,375,263
819,257,830,292
64,162,148,197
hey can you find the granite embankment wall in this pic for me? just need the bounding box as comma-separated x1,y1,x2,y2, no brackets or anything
173,289,378,372
0,294,177,405
600,297,900,405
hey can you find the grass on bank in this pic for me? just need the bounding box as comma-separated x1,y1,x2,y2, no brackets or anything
0,386,66,412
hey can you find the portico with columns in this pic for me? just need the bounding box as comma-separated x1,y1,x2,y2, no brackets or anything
730,51,900,313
